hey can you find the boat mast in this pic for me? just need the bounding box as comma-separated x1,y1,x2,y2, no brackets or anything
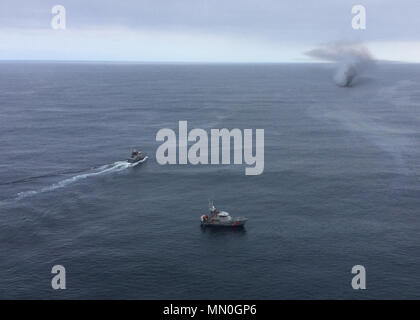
208,199,216,216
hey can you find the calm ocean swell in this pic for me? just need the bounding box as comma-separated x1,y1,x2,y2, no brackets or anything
0,62,419,299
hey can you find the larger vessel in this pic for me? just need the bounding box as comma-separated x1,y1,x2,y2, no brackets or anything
200,201,248,228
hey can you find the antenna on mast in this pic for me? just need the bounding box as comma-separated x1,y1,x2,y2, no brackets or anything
208,199,216,214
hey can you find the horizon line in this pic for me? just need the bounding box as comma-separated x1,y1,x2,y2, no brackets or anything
0,59,415,64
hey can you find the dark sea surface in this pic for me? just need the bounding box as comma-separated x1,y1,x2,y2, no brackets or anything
0,62,419,299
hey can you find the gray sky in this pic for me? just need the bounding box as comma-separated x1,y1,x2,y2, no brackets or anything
0,0,419,62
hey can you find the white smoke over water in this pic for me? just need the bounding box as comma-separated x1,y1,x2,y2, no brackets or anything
306,42,375,87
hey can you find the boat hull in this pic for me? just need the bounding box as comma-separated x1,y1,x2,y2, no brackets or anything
127,155,148,165
201,218,247,228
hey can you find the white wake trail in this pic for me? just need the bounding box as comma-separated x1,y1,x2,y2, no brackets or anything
16,159,145,200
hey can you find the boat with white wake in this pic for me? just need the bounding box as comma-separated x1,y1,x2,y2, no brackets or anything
127,149,148,166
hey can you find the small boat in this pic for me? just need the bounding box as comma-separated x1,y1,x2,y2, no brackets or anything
127,149,148,165
200,201,248,228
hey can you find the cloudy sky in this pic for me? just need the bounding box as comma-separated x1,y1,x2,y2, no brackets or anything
0,0,419,62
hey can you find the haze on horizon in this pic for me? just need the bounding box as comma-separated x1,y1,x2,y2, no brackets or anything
0,0,419,63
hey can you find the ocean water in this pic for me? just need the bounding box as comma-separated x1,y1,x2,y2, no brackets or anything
0,62,419,299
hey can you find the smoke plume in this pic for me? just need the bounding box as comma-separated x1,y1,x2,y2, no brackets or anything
306,42,375,87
